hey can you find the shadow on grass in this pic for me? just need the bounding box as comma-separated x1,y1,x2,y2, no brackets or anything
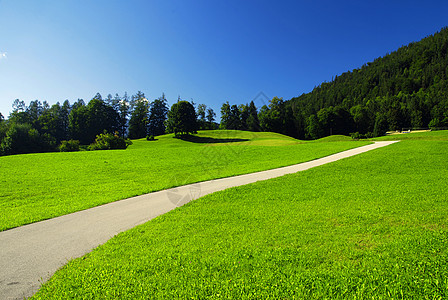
179,135,249,144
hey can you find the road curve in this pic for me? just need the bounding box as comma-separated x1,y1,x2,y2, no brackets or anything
0,141,398,299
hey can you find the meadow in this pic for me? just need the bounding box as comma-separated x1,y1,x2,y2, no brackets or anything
32,131,448,298
0,130,366,231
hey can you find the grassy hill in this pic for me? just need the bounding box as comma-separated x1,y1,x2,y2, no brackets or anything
0,130,367,231
32,130,448,299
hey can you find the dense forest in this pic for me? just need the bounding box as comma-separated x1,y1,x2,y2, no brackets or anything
242,27,448,139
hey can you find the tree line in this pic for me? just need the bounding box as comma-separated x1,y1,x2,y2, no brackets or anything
0,92,216,156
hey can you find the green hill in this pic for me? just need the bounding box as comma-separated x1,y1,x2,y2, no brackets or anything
0,130,366,231
32,132,448,299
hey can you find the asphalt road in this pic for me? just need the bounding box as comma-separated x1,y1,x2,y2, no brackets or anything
0,141,398,299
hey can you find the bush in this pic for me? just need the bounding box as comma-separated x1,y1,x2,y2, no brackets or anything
88,131,129,151
59,140,80,152
146,135,155,141
0,123,57,155
350,132,373,140
350,132,362,140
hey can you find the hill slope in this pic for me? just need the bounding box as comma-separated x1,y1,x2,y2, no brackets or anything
32,132,448,299
0,130,366,231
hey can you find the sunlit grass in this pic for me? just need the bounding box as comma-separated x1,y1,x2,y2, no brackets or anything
31,131,448,299
0,130,367,231
373,129,448,141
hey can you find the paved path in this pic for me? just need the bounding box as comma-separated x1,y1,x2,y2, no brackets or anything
0,141,398,299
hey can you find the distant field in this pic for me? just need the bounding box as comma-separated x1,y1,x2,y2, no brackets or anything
0,130,367,231
32,131,448,299
374,129,448,141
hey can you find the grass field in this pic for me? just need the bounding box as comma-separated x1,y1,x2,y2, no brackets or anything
32,131,448,298
0,130,367,231
375,129,448,141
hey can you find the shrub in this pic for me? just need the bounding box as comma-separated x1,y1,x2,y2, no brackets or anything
0,123,57,155
146,135,155,141
59,140,80,152
88,131,129,151
350,132,373,140
350,132,362,140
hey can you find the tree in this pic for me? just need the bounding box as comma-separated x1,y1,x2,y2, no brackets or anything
84,96,120,143
373,113,388,137
117,93,130,137
128,92,149,139
239,104,249,131
105,94,114,107
38,102,66,143
350,104,371,134
12,99,26,113
246,101,260,131
68,102,89,144
9,99,29,124
258,97,285,133
220,102,231,129
148,94,169,136
206,108,216,129
60,100,71,140
229,105,241,129
165,100,198,136
196,104,207,130
305,114,322,139
26,100,44,128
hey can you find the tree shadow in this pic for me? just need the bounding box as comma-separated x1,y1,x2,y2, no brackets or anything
179,135,249,144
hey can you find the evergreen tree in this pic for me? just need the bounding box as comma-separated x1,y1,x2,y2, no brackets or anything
128,91,149,139
239,104,249,131
148,93,169,136
246,101,260,131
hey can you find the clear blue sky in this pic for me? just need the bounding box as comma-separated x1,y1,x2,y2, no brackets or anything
0,0,447,118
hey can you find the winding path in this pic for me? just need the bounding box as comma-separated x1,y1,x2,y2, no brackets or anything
0,141,398,299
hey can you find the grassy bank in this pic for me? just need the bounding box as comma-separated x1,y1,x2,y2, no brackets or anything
0,130,366,231
32,132,448,298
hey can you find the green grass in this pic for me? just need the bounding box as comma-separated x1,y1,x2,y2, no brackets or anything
32,131,448,299
314,134,354,142
373,129,448,141
0,130,367,231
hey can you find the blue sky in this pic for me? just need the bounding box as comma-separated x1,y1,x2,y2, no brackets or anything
0,0,447,118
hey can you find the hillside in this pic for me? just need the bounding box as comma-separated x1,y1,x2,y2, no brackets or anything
0,130,366,231
33,130,448,299
269,27,448,139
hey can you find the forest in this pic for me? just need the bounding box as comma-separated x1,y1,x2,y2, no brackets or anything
1,27,447,156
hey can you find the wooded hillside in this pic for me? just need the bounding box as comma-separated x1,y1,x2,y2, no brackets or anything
278,27,448,139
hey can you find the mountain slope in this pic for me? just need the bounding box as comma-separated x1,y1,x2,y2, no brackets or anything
282,27,448,139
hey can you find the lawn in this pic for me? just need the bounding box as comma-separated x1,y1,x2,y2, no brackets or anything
32,131,448,298
0,130,367,231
